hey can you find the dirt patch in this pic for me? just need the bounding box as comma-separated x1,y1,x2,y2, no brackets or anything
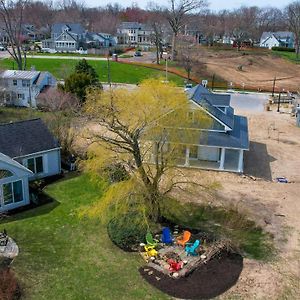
140,252,243,300
202,50,300,92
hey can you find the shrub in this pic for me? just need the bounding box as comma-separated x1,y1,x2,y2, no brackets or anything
107,211,148,251
103,163,129,183
0,268,21,300
272,47,295,52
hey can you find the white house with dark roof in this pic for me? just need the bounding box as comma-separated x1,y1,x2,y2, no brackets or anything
42,23,117,52
117,22,153,45
0,119,61,212
0,70,56,107
149,84,249,173
260,32,295,49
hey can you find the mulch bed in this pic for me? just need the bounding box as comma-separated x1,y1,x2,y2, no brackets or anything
139,252,243,300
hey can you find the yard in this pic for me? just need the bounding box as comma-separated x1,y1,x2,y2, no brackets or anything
0,175,168,299
0,58,185,85
0,169,275,299
272,50,300,64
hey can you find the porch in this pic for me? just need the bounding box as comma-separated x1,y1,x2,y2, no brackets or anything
178,146,244,173
151,144,244,173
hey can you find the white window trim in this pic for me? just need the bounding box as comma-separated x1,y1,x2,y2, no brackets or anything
24,155,45,174
0,179,24,207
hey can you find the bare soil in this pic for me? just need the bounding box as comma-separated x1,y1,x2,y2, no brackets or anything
180,107,300,299
123,48,300,92
202,50,300,92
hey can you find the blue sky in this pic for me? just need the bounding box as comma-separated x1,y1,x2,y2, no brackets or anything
86,0,291,11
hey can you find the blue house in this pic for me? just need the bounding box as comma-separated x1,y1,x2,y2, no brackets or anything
0,119,61,212
149,84,249,173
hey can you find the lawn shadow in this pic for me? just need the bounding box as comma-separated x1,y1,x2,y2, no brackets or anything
244,141,276,181
0,192,60,225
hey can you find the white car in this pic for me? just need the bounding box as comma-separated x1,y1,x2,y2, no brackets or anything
184,83,193,91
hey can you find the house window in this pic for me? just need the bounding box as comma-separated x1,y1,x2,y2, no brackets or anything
27,156,44,174
22,80,30,87
2,180,23,205
0,169,13,179
3,183,13,205
17,93,24,100
13,80,17,86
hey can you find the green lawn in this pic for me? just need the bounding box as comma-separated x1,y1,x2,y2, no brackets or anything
272,50,300,64
0,58,185,85
0,175,168,300
0,107,49,124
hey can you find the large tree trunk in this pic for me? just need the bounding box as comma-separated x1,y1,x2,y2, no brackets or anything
171,32,177,61
156,41,160,64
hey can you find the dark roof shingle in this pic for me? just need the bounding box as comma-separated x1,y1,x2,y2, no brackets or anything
0,118,59,158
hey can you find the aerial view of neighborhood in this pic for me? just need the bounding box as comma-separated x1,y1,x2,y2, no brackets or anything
0,0,299,299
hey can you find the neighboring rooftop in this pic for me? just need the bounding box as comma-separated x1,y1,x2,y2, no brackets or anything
261,31,294,41
118,22,151,31
0,70,40,80
0,118,59,158
52,23,85,35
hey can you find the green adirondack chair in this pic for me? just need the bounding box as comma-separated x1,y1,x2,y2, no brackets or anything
145,232,159,247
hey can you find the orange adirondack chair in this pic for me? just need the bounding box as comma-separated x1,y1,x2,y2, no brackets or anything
176,230,191,247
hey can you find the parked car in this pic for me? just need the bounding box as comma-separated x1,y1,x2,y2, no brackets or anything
134,51,142,57
184,83,193,91
0,45,6,51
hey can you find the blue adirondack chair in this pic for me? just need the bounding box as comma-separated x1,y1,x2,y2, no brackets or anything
161,227,173,244
185,239,200,256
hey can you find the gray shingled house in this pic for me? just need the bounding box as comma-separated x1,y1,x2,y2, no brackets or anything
149,84,249,173
0,119,61,212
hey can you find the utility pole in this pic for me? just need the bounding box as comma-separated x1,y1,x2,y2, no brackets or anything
277,91,281,112
272,76,276,97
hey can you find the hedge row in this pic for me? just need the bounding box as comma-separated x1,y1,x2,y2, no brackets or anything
272,46,295,52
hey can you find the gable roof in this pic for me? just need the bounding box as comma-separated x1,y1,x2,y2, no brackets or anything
188,85,234,129
0,152,32,174
151,115,249,150
52,23,85,35
0,70,40,80
56,30,77,41
118,22,151,31
0,119,59,158
261,31,294,43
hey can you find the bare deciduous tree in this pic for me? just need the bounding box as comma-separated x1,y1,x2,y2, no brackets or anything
286,1,300,58
0,0,27,70
147,5,167,64
166,0,206,60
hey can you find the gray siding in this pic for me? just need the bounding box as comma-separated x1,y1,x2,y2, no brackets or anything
20,148,61,180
